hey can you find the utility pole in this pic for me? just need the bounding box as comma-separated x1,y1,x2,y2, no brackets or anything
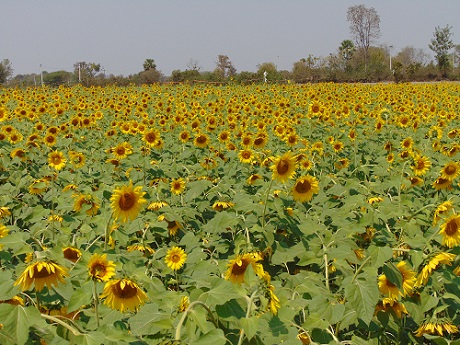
40,64,44,87
78,63,81,83
389,45,393,72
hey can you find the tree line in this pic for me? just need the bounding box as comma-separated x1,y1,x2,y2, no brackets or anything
1,4,459,87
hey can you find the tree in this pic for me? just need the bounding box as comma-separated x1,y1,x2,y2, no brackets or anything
429,25,454,76
339,39,355,61
73,61,102,86
43,70,73,86
0,59,13,84
186,59,201,71
215,55,236,79
143,59,156,71
347,5,381,71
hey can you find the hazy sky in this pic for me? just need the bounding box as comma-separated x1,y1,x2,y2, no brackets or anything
2,0,459,77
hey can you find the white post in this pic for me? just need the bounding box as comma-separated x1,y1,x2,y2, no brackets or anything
389,45,393,72
40,64,44,87
78,63,81,83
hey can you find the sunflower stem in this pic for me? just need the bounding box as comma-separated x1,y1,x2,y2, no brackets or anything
237,288,259,345
104,212,113,251
175,300,217,341
351,255,372,283
324,253,330,292
261,179,274,229
41,313,83,336
92,280,100,328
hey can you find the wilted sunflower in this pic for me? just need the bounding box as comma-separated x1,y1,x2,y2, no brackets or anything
433,200,454,225
211,201,234,212
100,278,148,312
432,176,452,191
147,200,169,211
165,246,187,271
0,207,11,219
225,252,267,284
415,252,456,287
415,319,459,337
271,151,297,183
62,246,82,263
396,261,416,297
247,174,263,185
375,298,408,319
87,253,116,282
292,175,319,202
126,243,155,256
439,214,460,248
111,181,146,222
48,150,66,170
378,274,400,300
14,260,68,292
440,161,460,181
0,224,9,250
170,178,186,195
73,194,100,216
412,155,431,176
158,215,181,236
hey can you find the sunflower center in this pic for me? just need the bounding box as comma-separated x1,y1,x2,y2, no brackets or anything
242,151,251,159
277,160,289,174
417,160,426,169
445,220,458,236
196,135,206,144
91,264,106,276
119,192,135,210
295,180,311,194
33,265,53,279
145,133,156,143
114,281,138,299
231,259,250,276
445,165,457,176
171,254,181,263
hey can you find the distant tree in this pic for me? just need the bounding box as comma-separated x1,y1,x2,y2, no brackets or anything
186,59,201,71
339,39,355,61
170,69,201,83
143,59,157,71
429,25,454,76
454,44,460,69
138,69,162,84
215,55,236,78
43,70,73,86
256,62,281,82
347,4,381,70
0,59,13,84
74,61,102,86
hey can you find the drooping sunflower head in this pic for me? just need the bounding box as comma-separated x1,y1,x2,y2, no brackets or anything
396,261,416,297
378,274,400,300
110,181,146,222
100,278,148,313
87,253,116,282
432,176,452,191
270,151,297,183
164,246,187,271
63,246,82,263
14,260,68,292
224,252,266,284
292,175,320,203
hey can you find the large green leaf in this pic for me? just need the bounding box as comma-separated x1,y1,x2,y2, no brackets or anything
189,328,227,345
198,278,242,307
128,303,173,336
202,211,239,234
0,304,47,345
344,272,379,325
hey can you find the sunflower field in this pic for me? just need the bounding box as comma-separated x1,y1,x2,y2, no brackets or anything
0,82,460,344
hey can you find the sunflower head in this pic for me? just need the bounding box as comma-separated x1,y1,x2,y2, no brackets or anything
270,151,297,183
439,214,460,248
292,175,320,202
14,261,68,292
110,181,146,222
100,278,148,312
165,246,187,271
87,253,116,282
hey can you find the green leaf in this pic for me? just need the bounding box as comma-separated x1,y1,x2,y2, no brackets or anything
344,273,379,325
202,211,239,234
215,299,246,320
382,262,403,289
241,316,260,340
0,304,47,345
190,328,227,345
368,245,393,268
128,303,173,336
67,281,93,312
199,278,242,306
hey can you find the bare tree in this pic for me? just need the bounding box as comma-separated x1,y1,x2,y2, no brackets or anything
0,59,13,84
186,59,201,71
347,4,381,70
215,55,236,78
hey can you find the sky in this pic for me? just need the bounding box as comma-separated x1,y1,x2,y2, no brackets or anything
2,0,460,77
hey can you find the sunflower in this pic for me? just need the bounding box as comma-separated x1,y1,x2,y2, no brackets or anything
14,261,68,292
126,243,155,256
375,298,408,319
415,252,456,287
218,130,231,143
415,319,459,337
0,207,11,219
439,214,460,248
142,129,161,147
28,178,50,195
170,178,186,195
48,150,66,170
247,174,263,185
0,224,9,250
378,274,400,300
270,151,297,183
111,142,133,160
110,181,146,222
100,278,148,312
10,148,27,161
332,141,344,153
440,161,460,181
43,133,57,147
73,194,100,216
292,175,319,202
158,215,182,236
212,201,235,211
396,261,416,297
400,137,413,150
238,149,255,164
194,133,209,148
432,176,452,190
179,130,190,143
412,155,431,176
334,158,349,170
433,201,454,225
225,252,267,284
87,253,116,282
147,200,169,211
62,247,82,263
68,151,85,168
164,246,187,271
408,176,424,187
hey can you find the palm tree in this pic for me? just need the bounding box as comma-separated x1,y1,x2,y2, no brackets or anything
143,59,156,71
